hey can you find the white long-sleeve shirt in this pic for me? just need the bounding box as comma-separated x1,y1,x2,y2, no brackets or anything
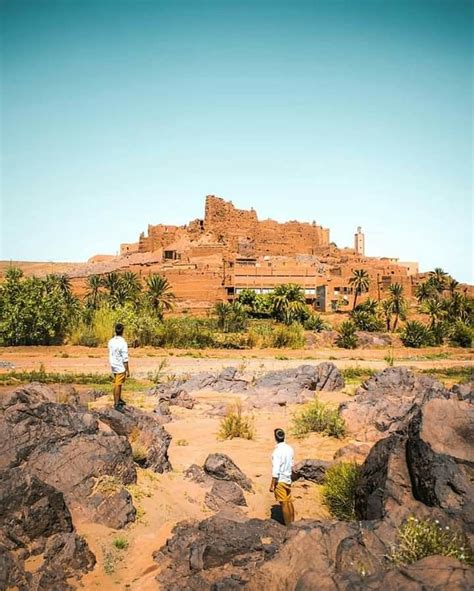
272,442,294,485
108,336,129,373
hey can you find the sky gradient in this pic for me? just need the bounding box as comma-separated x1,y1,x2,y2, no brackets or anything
1,0,472,282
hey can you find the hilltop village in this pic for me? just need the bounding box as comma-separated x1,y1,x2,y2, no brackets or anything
81,195,422,313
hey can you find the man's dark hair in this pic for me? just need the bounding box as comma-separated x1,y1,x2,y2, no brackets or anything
274,428,285,443
115,323,124,336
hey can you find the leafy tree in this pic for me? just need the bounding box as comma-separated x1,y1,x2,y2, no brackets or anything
0,269,78,345
447,278,459,298
349,270,370,311
450,321,473,348
387,283,407,332
145,274,175,319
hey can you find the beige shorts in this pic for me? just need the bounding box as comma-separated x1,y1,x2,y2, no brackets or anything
113,372,126,386
274,482,292,502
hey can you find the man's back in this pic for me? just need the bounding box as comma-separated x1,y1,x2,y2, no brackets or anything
272,441,294,485
108,335,128,373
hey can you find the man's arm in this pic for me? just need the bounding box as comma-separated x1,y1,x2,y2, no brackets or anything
124,361,130,377
269,476,278,492
269,449,280,492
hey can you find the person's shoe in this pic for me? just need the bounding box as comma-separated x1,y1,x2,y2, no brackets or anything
118,398,127,406
113,404,124,413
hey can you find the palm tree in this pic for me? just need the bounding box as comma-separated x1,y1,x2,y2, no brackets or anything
349,269,370,310
103,272,121,297
447,278,459,298
121,271,142,303
380,299,393,332
422,298,446,329
271,284,306,324
428,268,448,295
85,274,103,309
447,292,470,323
387,283,407,332
146,274,175,319
415,281,435,304
355,297,378,315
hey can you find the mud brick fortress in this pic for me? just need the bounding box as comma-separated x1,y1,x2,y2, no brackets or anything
113,195,420,312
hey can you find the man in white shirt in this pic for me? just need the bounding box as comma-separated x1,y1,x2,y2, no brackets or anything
269,428,295,525
108,323,130,413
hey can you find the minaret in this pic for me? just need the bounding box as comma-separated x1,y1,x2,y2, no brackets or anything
354,226,365,256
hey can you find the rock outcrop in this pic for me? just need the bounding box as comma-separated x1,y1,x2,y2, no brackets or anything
340,367,450,442
0,466,95,591
154,363,345,414
0,385,137,529
95,406,172,473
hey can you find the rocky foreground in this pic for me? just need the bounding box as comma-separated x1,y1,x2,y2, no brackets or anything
0,365,473,590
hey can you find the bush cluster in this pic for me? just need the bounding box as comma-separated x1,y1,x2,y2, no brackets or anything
390,517,474,566
218,402,255,440
321,461,360,521
291,399,346,439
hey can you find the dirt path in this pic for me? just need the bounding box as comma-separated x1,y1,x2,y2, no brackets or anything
0,345,472,378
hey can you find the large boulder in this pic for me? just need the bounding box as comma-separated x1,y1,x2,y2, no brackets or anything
205,481,247,511
0,384,137,528
95,406,172,473
355,398,474,535
292,459,332,483
0,466,95,591
204,454,253,492
154,513,287,590
340,367,450,442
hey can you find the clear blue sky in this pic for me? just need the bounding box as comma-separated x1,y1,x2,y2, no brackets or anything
1,0,472,282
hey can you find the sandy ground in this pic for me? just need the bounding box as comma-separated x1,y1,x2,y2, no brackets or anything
74,389,348,590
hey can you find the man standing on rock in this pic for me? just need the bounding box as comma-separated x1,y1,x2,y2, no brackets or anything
269,428,295,525
108,323,130,412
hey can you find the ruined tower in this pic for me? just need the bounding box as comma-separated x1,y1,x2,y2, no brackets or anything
354,226,365,256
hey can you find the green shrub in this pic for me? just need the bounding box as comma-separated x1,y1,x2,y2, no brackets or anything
291,399,346,439
336,320,358,349
390,517,474,566
218,402,255,440
271,323,305,348
303,313,327,332
112,536,129,551
450,321,473,348
351,309,383,332
400,321,433,348
321,461,360,520
154,317,216,348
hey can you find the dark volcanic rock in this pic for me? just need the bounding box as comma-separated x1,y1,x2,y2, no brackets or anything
340,367,450,442
96,405,172,473
406,398,474,533
204,454,253,492
154,513,287,590
184,464,214,487
333,442,372,463
292,459,332,483
0,384,137,528
0,466,95,591
205,481,247,511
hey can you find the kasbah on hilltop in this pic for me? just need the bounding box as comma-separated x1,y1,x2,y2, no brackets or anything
3,195,472,312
